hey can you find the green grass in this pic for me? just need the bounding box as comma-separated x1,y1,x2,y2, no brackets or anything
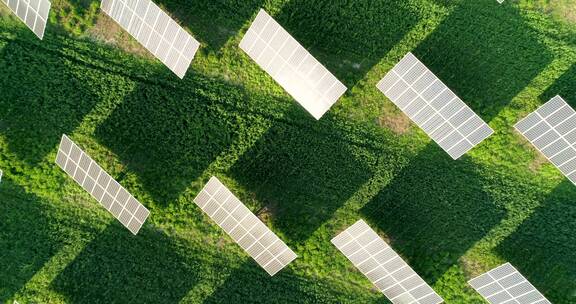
1,0,576,303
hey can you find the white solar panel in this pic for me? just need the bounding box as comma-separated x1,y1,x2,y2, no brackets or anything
193,176,297,276
55,134,150,235
239,9,347,120
1,0,50,39
100,0,200,78
331,220,443,304
377,52,493,159
515,95,576,185
468,263,551,304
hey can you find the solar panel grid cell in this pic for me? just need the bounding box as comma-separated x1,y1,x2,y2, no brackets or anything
515,96,576,184
468,263,551,304
377,52,493,159
55,135,150,235
239,9,347,120
332,220,443,304
100,0,200,78
2,0,50,38
193,177,297,276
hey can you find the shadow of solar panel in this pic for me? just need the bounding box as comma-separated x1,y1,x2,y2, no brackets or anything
332,220,443,304
2,0,50,38
274,0,419,89
239,9,347,120
194,177,297,276
100,0,200,78
469,263,551,304
541,64,576,104
0,180,73,303
55,134,150,235
228,109,374,242
412,1,552,122
51,224,201,303
361,144,505,284
377,52,493,159
150,0,265,52
515,96,576,185
496,180,576,302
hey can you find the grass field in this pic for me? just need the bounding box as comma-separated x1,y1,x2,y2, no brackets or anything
1,0,576,303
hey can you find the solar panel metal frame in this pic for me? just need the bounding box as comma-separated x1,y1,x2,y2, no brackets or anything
193,176,297,276
331,220,443,304
515,95,576,185
239,9,347,120
55,134,150,235
468,263,551,304
1,0,51,39
377,52,493,159
100,0,200,78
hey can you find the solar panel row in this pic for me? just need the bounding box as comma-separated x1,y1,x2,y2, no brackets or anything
515,96,576,185
1,0,50,39
332,220,443,304
100,0,200,78
239,9,347,120
377,52,493,159
468,263,551,304
55,134,150,235
194,176,297,276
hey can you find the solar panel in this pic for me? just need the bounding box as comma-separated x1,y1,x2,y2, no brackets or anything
55,134,150,235
377,52,493,159
468,263,551,304
239,9,347,120
100,0,200,78
515,95,576,185
1,0,51,39
331,220,443,304
193,176,297,276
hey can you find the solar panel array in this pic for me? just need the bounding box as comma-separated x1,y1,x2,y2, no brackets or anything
331,220,443,304
100,0,200,78
515,95,576,185
1,0,51,39
194,176,297,276
468,263,551,304
55,134,150,235
377,52,493,159
239,9,347,120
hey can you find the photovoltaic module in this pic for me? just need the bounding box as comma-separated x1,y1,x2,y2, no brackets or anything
377,52,493,159
55,134,150,235
332,220,443,304
239,9,347,120
194,176,297,276
100,0,200,78
469,263,551,304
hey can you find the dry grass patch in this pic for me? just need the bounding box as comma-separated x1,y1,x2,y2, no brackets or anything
377,111,413,135
86,14,151,58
